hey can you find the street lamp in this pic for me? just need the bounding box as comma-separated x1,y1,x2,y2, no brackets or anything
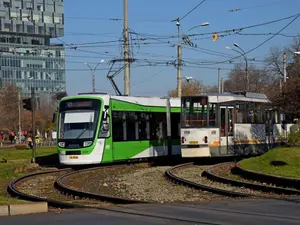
184,76,193,83
226,44,249,91
188,22,210,32
84,59,105,92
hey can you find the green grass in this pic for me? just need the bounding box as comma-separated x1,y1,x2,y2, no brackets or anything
0,146,57,161
0,147,57,205
239,146,300,178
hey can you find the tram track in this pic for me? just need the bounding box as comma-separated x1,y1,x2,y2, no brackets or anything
6,163,228,225
164,163,252,198
7,165,150,208
165,162,300,203
7,159,300,224
204,162,300,196
55,164,149,204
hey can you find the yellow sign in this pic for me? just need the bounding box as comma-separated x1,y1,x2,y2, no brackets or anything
189,141,198,144
69,156,78,159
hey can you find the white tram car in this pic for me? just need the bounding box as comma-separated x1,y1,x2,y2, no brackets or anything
180,92,294,157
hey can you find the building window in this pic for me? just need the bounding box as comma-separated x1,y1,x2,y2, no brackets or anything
16,71,22,79
46,62,52,69
4,24,11,32
27,25,35,34
3,2,10,7
16,25,23,33
37,5,43,11
3,70,13,79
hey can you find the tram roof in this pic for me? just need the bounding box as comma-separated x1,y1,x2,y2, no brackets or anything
184,92,270,103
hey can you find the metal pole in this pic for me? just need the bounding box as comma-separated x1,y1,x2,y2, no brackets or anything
218,68,221,93
31,88,36,163
245,59,249,91
123,0,130,96
166,98,172,156
92,70,95,92
221,78,224,93
279,79,282,93
234,45,248,91
177,18,182,98
283,52,287,83
18,92,22,144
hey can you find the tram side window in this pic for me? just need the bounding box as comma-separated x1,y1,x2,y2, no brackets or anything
236,105,244,123
139,112,151,140
236,103,264,124
126,112,138,141
171,113,180,139
209,103,217,127
150,113,167,140
111,111,139,141
112,111,179,141
112,111,125,141
255,103,263,124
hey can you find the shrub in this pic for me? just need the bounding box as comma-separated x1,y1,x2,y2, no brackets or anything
15,144,28,150
287,121,300,147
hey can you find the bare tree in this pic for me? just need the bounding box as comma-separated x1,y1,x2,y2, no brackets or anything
272,76,300,115
224,64,271,93
168,79,201,97
202,84,218,93
0,84,19,131
265,46,285,78
266,37,300,115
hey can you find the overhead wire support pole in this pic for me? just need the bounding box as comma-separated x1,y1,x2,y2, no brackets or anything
18,92,22,144
226,45,248,91
176,17,182,98
233,44,249,91
218,68,221,93
31,88,36,164
283,52,287,83
123,0,130,96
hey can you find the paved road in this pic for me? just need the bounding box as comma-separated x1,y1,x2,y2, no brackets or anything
2,198,300,225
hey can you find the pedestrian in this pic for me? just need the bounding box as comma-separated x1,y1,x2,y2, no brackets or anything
27,134,33,150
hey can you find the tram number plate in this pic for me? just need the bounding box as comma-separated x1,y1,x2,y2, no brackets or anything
69,156,78,159
189,141,198,144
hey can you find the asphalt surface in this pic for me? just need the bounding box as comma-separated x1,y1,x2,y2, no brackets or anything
2,198,300,225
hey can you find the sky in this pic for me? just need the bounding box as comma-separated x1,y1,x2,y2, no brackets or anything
58,0,300,97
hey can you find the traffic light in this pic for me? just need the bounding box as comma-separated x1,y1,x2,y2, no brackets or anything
23,98,32,111
212,33,219,42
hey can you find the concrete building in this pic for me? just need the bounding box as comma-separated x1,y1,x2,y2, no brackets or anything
0,0,65,97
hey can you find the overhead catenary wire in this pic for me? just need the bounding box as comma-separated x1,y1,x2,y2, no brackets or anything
130,12,300,40
180,0,207,21
228,0,285,12
196,13,300,66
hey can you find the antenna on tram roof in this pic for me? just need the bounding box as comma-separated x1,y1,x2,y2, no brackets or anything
78,92,108,95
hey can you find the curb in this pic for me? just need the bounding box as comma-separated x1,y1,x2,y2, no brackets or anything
203,162,300,195
235,162,300,189
0,202,48,217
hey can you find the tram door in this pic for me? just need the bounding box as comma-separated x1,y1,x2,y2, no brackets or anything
220,106,234,155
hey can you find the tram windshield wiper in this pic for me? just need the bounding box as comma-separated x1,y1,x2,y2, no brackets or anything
75,129,87,140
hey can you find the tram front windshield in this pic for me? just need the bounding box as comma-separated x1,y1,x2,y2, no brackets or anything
181,96,208,128
58,99,101,140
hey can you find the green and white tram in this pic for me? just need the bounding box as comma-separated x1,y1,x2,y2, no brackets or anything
180,92,293,158
55,93,181,165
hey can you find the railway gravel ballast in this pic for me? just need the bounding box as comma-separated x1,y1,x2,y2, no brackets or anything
164,163,251,198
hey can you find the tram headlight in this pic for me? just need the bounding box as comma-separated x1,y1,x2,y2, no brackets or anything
58,142,65,148
83,141,93,147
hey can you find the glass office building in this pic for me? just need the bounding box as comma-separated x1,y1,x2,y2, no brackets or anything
0,0,65,97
